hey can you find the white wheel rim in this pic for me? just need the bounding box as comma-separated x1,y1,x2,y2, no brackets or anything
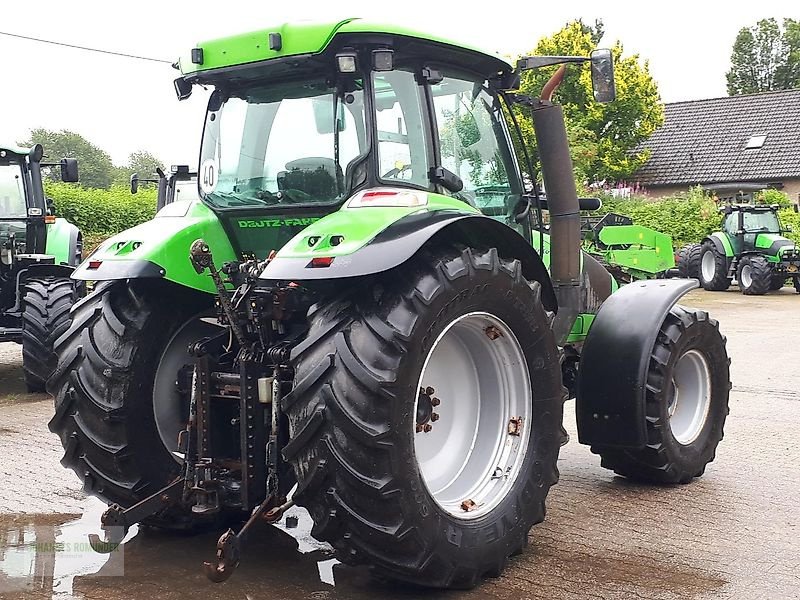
701,251,716,282
740,264,752,288
413,312,532,520
667,349,712,445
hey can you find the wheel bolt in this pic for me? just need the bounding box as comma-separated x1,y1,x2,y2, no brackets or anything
430,413,439,422
422,424,432,433
416,424,424,433
424,386,435,396
431,397,440,407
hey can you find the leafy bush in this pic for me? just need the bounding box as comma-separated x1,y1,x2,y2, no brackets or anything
778,208,800,244
596,187,723,247
755,188,792,207
46,182,157,245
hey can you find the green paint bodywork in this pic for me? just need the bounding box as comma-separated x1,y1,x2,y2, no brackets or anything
44,218,74,265
596,225,674,276
274,192,478,260
566,313,595,343
177,18,510,76
85,201,237,294
709,232,734,257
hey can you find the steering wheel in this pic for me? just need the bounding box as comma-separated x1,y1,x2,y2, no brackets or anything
382,163,412,179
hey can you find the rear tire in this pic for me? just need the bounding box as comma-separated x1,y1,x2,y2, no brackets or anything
737,255,771,295
769,274,786,291
47,280,215,522
699,241,731,291
676,243,701,280
283,247,565,588
21,277,78,393
591,307,730,483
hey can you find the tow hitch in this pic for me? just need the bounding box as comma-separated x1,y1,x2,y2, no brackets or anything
86,240,299,582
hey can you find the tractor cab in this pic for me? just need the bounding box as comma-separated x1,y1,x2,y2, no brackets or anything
179,30,530,260
131,164,199,211
720,204,787,254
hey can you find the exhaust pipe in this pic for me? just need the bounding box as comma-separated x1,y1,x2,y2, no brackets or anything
532,67,581,344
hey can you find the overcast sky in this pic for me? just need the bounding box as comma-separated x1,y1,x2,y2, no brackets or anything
1,1,796,168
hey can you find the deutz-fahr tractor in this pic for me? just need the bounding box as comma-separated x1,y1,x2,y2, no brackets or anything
0,143,82,391
691,203,800,295
48,20,731,588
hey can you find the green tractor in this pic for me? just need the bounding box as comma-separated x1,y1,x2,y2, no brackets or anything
0,143,82,390
692,203,800,295
48,20,731,588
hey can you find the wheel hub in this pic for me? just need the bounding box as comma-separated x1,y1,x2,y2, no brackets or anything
413,312,532,520
667,349,712,445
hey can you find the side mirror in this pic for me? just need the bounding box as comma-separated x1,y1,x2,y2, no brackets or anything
60,158,79,183
590,49,616,103
130,173,139,194
174,77,193,100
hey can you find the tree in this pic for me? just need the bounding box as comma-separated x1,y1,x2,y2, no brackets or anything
515,20,663,183
726,18,800,95
21,129,115,189
113,150,165,186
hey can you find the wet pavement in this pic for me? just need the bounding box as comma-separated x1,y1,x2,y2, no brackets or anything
1,288,799,599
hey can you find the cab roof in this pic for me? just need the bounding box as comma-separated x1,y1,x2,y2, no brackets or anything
177,18,513,80
0,143,32,158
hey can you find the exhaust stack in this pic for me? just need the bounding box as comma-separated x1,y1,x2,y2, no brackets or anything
532,66,581,344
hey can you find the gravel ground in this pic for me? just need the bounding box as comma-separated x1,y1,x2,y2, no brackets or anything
0,288,798,599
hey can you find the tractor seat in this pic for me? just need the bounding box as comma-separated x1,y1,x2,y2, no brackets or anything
277,157,340,201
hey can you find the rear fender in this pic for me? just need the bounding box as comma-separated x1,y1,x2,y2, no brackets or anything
261,210,557,311
45,218,81,266
576,278,698,448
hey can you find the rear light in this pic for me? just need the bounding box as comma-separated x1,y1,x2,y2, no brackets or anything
88,260,103,270
307,256,334,268
347,188,428,208
44,215,56,224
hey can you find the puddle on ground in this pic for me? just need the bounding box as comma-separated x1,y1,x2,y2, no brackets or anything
0,498,727,600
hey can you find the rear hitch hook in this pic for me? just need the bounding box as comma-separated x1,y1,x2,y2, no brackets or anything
88,504,127,553
203,498,294,583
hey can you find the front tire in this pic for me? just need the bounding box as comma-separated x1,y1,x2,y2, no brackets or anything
737,255,771,295
591,307,730,483
283,247,565,588
21,277,78,392
47,280,216,518
699,242,731,291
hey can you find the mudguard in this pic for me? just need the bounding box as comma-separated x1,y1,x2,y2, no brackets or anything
260,211,557,311
703,233,731,258
576,278,698,448
45,218,81,266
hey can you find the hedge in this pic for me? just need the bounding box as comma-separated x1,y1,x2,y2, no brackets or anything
46,182,157,252
45,182,799,256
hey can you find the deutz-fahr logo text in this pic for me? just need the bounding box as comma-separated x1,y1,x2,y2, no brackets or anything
237,217,320,228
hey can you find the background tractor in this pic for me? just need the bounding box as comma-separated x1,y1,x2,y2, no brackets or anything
47,20,731,589
0,143,82,390
130,164,198,211
689,203,800,295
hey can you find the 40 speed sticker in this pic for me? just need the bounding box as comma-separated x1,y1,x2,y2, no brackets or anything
200,158,218,194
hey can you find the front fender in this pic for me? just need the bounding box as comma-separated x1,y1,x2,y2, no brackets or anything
72,200,235,295
576,278,698,448
45,218,80,266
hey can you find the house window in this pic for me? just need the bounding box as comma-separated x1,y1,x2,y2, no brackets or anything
745,135,767,149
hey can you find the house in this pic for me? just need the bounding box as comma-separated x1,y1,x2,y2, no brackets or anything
633,89,800,202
